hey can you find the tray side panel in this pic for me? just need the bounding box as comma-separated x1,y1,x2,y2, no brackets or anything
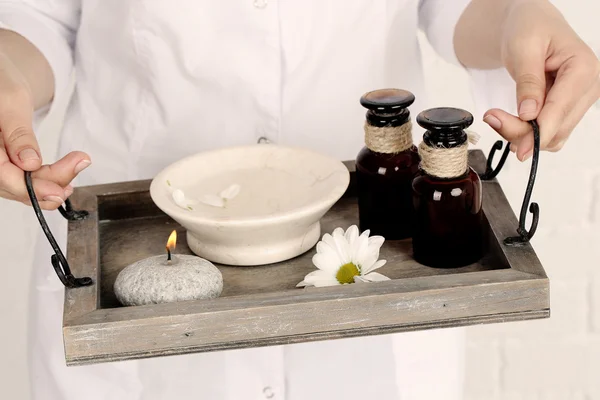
98,185,161,221
65,309,549,366
482,182,547,277
64,188,101,323
64,274,548,365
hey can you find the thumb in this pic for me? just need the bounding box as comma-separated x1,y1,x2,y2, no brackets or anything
0,91,42,171
509,49,547,121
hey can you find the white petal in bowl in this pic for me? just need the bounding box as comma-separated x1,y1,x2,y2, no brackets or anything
219,184,241,200
200,194,226,208
172,189,191,210
149,145,350,266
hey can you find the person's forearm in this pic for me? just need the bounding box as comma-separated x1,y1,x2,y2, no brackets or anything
0,29,54,110
454,0,561,69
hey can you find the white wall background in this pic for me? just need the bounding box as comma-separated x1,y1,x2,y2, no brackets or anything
0,1,598,399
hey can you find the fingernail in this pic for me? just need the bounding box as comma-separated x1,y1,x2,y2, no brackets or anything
19,148,40,162
43,195,65,205
519,99,538,118
510,143,517,153
74,160,91,174
484,115,502,130
64,185,74,198
522,150,534,162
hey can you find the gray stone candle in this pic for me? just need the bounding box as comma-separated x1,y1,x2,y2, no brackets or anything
114,231,223,306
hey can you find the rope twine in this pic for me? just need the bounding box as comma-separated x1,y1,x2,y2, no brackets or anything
418,130,481,179
364,120,413,154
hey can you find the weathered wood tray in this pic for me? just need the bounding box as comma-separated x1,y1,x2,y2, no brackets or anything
62,150,549,366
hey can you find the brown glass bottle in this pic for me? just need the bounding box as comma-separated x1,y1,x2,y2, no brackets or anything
356,89,420,240
411,108,483,268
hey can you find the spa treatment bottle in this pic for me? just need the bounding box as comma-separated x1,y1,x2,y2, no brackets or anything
355,89,420,240
411,107,483,268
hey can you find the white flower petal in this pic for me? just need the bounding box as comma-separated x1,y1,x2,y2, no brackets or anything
315,240,329,254
298,270,326,286
353,275,369,283
200,194,225,208
333,233,351,265
352,233,370,267
315,241,342,270
363,272,390,282
312,277,341,287
362,259,387,275
332,227,345,238
312,253,340,272
344,225,359,246
361,235,385,269
172,189,185,202
172,189,190,210
358,246,380,271
368,235,385,249
361,256,379,274
321,233,334,246
322,233,350,265
219,184,241,200
303,269,331,282
298,270,340,287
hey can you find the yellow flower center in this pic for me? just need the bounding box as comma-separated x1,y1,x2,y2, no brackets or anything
336,262,360,284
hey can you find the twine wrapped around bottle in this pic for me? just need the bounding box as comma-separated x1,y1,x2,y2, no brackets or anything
418,130,480,179
364,120,413,154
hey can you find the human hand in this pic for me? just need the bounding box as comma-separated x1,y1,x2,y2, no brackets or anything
0,53,90,210
482,0,600,161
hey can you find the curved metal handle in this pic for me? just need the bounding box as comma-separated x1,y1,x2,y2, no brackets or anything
504,120,541,246
480,140,511,181
58,198,89,221
25,171,93,288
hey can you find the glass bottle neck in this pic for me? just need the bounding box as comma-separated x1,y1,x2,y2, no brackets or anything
423,129,467,148
365,109,410,128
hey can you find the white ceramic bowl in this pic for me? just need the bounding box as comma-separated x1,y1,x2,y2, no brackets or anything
150,144,350,266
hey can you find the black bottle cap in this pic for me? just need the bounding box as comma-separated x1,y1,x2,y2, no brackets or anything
417,107,474,148
360,89,415,113
360,89,415,127
416,107,473,131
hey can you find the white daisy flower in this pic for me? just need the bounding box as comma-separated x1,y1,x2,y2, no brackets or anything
297,225,390,288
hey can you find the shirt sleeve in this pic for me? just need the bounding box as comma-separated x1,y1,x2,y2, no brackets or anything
419,0,516,116
0,0,81,105
418,0,472,68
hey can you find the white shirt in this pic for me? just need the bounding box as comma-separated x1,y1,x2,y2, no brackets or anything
0,1,472,399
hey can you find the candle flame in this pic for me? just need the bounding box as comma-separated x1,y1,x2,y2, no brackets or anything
166,230,177,251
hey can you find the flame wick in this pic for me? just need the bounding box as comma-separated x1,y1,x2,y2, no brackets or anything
166,230,177,262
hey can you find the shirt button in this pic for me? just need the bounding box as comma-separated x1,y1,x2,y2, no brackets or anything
263,386,275,398
253,0,268,9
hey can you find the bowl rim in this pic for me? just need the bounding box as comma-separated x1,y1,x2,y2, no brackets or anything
149,144,350,227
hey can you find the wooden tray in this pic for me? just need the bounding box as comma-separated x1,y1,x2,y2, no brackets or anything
62,150,549,366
